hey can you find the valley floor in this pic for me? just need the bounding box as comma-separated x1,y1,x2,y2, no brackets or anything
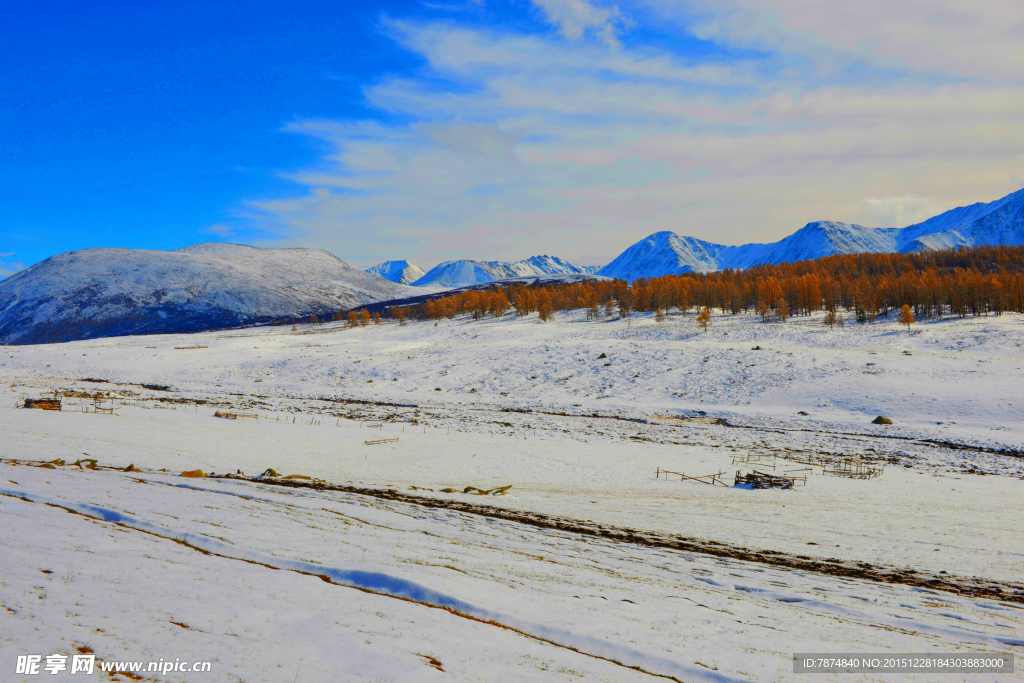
1,309,1022,681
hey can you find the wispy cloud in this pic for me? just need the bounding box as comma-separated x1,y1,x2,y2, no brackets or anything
200,224,236,238
247,1,1024,268
530,0,630,46
0,253,26,278
860,195,949,228
654,0,1024,80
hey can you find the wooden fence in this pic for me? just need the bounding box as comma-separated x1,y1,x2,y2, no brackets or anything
655,468,729,486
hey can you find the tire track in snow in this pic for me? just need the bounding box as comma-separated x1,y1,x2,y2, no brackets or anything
205,473,1024,604
0,486,751,683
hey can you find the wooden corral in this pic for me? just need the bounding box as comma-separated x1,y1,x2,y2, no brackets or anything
782,451,883,479
733,450,883,479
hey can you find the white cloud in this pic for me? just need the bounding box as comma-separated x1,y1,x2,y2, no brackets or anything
428,122,520,159
245,4,1024,268
860,195,949,228
643,0,1024,81
530,0,629,46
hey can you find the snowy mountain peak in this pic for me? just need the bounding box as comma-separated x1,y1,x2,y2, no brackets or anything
511,255,587,275
411,260,501,288
745,221,899,267
412,254,598,288
365,260,427,285
597,232,726,280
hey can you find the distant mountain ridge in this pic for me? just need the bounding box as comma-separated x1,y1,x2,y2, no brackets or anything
373,188,1024,284
4,187,1023,344
0,243,415,345
365,260,426,285
599,188,1024,281
412,255,599,288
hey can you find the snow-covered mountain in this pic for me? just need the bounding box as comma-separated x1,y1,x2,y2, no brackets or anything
896,187,1024,253
599,223,902,279
499,255,597,278
0,243,416,345
600,188,1024,281
597,233,722,279
744,222,900,265
410,260,506,288
365,260,426,285
412,255,598,287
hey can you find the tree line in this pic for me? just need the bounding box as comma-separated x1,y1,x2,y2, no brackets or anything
300,244,1024,327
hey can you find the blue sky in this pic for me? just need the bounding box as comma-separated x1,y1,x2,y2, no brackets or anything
2,0,430,271
2,0,1022,276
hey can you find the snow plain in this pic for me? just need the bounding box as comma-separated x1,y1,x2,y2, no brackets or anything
1,309,1022,681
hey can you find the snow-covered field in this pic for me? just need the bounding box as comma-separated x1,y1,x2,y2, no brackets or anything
2,309,1022,681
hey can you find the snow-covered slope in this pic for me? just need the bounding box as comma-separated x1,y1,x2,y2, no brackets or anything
0,243,415,345
737,221,899,267
896,187,1024,252
413,255,595,287
497,255,596,278
3,310,1022,681
365,260,426,285
597,232,727,278
600,188,1024,280
412,260,509,288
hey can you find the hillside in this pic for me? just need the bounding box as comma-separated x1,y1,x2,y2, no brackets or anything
0,243,415,345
